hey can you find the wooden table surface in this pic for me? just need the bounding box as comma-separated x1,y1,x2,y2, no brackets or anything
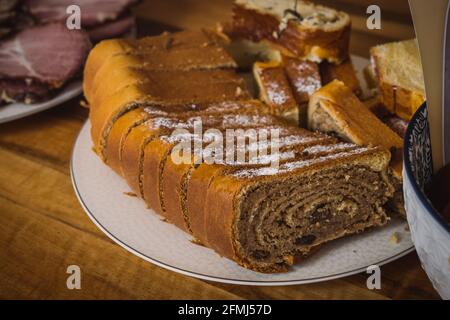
0,0,441,299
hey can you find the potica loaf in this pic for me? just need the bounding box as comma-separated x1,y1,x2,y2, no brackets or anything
85,30,397,272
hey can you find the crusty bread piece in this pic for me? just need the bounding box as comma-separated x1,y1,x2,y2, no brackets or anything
308,80,405,217
253,60,299,124
187,143,392,272
90,84,150,161
370,39,425,120
283,57,321,126
231,0,351,63
142,108,282,214
145,113,287,219
308,80,403,151
320,58,361,96
253,57,322,127
107,101,263,175
106,108,152,174
123,101,272,200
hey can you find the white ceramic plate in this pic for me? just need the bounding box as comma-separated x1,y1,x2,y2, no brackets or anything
0,81,82,124
70,56,414,285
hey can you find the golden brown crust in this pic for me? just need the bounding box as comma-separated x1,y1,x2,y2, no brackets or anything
320,58,361,96
84,29,234,104
308,80,403,151
283,57,321,104
92,69,249,110
84,39,130,102
162,159,194,232
106,109,151,174
143,139,173,215
90,50,237,107
89,84,149,160
120,123,162,197
187,164,226,244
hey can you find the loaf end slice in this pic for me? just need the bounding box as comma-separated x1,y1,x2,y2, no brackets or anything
194,145,393,273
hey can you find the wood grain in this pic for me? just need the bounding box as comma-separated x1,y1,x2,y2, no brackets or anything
0,0,441,299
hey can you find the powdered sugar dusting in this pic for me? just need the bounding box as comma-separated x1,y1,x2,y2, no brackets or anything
232,146,373,178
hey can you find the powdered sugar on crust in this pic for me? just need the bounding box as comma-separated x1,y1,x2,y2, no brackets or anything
232,146,374,178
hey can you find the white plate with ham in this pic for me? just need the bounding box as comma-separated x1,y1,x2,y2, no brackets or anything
0,80,82,124
71,55,415,285
0,22,90,124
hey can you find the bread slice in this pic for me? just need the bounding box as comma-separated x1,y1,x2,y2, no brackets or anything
106,108,153,174
187,141,392,272
370,39,425,120
283,57,322,126
320,58,361,96
90,84,150,161
308,80,405,217
231,0,351,63
144,113,287,219
308,80,403,151
253,60,299,124
253,57,322,127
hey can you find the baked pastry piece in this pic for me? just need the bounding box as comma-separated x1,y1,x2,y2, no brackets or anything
253,57,322,127
230,0,351,63
253,60,299,124
308,80,403,151
370,39,425,120
283,57,322,126
142,112,286,217
186,141,392,272
320,58,361,96
308,80,405,217
86,31,397,273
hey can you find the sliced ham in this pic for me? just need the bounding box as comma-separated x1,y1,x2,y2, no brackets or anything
0,79,50,105
24,0,138,27
0,23,91,103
